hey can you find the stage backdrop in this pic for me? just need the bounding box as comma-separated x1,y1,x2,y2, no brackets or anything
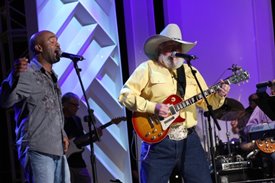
35,0,132,182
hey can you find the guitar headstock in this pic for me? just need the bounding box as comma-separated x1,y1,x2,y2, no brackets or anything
225,69,249,85
111,116,127,125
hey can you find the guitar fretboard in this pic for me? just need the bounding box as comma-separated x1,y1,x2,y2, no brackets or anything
172,72,244,112
100,121,113,130
174,85,220,112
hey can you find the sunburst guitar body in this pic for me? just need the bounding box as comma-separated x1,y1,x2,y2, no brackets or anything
256,138,275,154
132,95,185,144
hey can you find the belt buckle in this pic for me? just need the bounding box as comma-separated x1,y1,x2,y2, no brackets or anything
168,125,188,141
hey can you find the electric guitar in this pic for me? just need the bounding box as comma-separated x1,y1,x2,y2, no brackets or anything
66,116,127,158
256,138,275,154
132,70,249,144
248,121,275,154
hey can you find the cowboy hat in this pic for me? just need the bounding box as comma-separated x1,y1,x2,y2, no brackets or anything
144,23,197,60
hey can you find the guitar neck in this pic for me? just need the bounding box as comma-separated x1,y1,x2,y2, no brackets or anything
73,124,108,147
99,121,113,130
174,79,232,112
99,117,126,130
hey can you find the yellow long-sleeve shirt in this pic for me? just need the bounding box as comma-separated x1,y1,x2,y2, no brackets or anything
119,60,225,128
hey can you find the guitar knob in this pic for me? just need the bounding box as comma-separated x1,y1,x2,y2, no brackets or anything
145,132,151,137
151,136,156,140
158,132,163,137
153,128,158,133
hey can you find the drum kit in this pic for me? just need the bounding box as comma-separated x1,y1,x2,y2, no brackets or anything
212,98,275,182
214,97,245,157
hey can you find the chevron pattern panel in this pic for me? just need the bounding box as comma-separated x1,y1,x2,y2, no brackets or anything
36,0,131,182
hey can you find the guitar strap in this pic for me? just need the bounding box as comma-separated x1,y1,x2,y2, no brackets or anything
176,66,186,97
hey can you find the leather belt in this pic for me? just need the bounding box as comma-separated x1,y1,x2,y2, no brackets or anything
187,127,195,135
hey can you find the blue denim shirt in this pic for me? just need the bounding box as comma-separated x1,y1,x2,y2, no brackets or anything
0,58,66,163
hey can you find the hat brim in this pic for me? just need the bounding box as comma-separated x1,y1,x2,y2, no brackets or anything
144,35,197,60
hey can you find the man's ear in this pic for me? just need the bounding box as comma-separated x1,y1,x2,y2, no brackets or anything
34,44,42,53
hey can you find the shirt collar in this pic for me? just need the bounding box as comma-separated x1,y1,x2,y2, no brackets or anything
30,58,58,82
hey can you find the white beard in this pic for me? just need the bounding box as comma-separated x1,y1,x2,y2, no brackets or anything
158,54,184,69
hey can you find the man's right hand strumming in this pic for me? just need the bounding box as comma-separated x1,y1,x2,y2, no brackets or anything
155,103,170,118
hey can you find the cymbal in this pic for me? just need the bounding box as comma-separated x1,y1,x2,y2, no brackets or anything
214,98,245,121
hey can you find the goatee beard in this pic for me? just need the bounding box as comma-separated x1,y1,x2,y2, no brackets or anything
159,54,183,69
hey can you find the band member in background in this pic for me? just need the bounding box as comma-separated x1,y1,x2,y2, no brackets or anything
62,92,92,183
230,93,258,151
244,80,275,177
0,30,70,182
244,80,275,138
62,92,103,183
118,23,230,183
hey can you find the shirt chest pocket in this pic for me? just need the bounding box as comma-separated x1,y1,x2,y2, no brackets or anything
150,72,169,86
185,79,198,98
147,72,176,99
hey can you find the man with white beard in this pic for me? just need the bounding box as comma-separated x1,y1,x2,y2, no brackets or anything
118,23,230,183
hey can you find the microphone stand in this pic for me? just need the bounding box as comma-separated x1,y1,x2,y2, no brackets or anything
72,58,99,183
185,59,221,183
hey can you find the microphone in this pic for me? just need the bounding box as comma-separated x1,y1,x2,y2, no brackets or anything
256,81,272,88
171,52,197,60
60,51,85,61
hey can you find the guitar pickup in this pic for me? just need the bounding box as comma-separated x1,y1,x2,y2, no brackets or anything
169,106,176,115
163,116,175,124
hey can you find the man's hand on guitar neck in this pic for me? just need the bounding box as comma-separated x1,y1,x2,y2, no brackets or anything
217,81,230,97
155,103,170,118
95,127,103,138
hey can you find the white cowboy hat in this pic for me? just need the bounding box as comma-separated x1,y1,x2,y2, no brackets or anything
144,23,197,60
